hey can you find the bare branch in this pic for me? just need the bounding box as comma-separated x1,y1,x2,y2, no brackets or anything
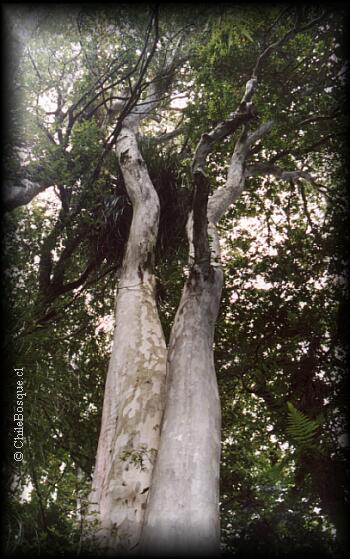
298,180,320,237
245,120,274,149
26,47,42,81
62,10,158,145
37,119,57,145
191,109,256,175
263,6,294,39
187,7,326,266
294,110,341,129
252,27,296,79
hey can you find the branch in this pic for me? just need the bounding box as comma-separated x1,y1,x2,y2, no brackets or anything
268,133,340,164
188,8,324,264
189,9,297,263
207,121,274,226
3,178,51,212
245,162,316,182
37,119,57,145
294,110,341,129
253,27,297,79
263,6,293,39
37,256,102,322
192,8,300,177
31,264,116,329
101,9,161,144
27,47,42,81
298,180,320,238
51,258,101,298
244,120,274,150
191,109,256,175
62,10,158,144
245,161,328,195
252,9,329,79
141,126,187,144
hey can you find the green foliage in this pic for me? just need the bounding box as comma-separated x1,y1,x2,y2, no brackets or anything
5,498,81,556
70,119,103,173
3,4,348,558
286,402,321,450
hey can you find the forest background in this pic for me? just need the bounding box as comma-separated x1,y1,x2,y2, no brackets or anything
1,3,349,558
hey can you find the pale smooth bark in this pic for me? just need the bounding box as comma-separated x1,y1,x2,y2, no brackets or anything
141,266,223,556
245,162,320,183
88,120,167,553
86,43,183,552
207,121,274,228
141,99,273,557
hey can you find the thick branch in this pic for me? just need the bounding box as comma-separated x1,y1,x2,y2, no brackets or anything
3,179,50,212
207,121,273,225
190,10,303,231
188,8,323,261
191,108,256,175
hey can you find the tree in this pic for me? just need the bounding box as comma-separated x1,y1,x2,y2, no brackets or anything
3,4,348,558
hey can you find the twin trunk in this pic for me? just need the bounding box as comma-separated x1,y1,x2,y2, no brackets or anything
140,267,223,556
87,123,222,555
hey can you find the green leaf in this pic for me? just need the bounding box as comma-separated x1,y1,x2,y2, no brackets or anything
286,401,321,449
240,28,254,42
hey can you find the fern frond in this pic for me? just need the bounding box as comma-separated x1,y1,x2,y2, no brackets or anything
286,401,320,449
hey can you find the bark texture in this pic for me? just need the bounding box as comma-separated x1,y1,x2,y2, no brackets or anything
141,82,273,555
88,122,167,552
140,266,223,556
87,45,180,552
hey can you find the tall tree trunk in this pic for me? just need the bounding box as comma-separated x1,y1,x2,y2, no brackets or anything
88,122,167,552
140,266,223,556
141,100,273,554
86,41,180,550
